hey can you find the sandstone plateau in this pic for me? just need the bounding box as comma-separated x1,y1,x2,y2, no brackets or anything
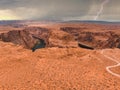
0,22,120,90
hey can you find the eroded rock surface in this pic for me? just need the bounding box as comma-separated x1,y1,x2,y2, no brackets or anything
1,23,120,50
0,30,37,49
60,26,120,49
0,27,78,49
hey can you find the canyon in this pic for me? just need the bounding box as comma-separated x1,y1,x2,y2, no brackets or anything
1,22,120,50
0,21,120,90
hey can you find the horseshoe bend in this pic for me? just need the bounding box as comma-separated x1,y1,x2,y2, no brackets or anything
0,21,120,90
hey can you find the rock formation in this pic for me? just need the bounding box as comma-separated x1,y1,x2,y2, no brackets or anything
60,26,120,49
0,30,37,49
1,23,120,50
0,27,78,50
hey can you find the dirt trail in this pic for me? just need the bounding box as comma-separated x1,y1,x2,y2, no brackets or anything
101,50,120,78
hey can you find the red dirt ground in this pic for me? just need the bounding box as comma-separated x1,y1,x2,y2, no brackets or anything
0,41,120,90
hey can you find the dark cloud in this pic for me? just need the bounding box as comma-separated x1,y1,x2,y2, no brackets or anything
94,0,120,21
0,0,119,21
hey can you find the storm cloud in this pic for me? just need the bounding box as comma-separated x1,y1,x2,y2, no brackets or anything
0,0,119,21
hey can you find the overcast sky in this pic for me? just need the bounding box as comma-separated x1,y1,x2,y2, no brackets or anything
0,0,119,21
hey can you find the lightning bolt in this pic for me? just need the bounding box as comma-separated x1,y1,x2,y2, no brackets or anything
94,0,110,20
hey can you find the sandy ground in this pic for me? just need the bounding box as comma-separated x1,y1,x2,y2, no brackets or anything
0,41,120,90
